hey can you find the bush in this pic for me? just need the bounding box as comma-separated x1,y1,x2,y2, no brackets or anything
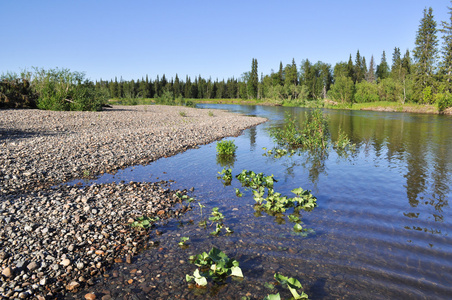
354,81,379,103
30,67,106,111
216,140,237,156
435,90,452,112
0,75,37,108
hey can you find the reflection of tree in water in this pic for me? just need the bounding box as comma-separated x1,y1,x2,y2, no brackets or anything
216,154,236,169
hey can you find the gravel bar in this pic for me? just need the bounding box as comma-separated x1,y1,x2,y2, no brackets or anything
0,105,266,299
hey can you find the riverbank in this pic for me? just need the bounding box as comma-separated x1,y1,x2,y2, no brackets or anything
0,105,266,299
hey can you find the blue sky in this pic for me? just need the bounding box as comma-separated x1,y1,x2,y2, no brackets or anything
1,0,450,82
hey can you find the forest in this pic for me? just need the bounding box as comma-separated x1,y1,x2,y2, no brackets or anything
1,5,452,111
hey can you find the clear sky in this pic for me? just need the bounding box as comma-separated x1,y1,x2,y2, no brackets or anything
1,0,450,82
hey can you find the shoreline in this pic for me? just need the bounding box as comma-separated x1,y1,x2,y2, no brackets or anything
193,99,452,115
0,105,266,299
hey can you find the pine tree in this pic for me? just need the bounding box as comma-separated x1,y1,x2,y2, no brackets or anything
347,54,355,82
366,55,376,83
440,1,452,90
278,61,284,84
413,7,438,102
376,51,390,81
402,49,412,75
247,58,258,98
173,74,181,97
354,50,364,83
391,47,402,80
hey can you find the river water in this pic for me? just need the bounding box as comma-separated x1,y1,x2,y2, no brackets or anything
70,105,452,299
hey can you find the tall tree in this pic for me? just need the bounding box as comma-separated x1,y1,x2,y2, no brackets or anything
376,51,390,81
413,7,439,102
440,1,452,90
391,47,403,80
366,55,376,83
347,54,355,81
354,50,365,83
278,61,284,84
247,58,259,99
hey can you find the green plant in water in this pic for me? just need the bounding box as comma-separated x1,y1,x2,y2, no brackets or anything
186,247,243,286
82,169,90,178
333,127,356,151
209,207,224,223
265,273,309,299
208,207,232,235
269,110,329,152
178,237,189,247
130,216,159,229
217,167,233,185
216,140,238,156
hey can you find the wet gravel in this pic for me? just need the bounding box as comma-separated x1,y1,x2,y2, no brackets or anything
0,105,266,299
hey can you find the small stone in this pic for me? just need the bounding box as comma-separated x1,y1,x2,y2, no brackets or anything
2,267,12,277
126,254,132,264
85,293,96,300
26,261,39,271
61,258,71,267
66,281,80,291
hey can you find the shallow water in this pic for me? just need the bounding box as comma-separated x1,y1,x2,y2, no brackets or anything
70,105,452,299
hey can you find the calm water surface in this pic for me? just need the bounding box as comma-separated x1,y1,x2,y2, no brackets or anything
71,105,452,299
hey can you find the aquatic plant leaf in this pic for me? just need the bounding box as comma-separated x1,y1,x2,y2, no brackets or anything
193,269,208,286
294,224,303,231
230,265,243,277
264,294,281,300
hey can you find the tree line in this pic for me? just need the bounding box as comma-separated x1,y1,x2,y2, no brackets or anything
1,3,452,111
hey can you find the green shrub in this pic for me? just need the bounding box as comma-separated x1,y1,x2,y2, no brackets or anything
0,75,37,108
216,140,237,156
29,67,106,111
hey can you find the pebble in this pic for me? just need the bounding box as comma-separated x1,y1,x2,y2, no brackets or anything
85,293,96,300
0,105,266,298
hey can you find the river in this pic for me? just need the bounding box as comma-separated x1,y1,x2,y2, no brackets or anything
70,104,452,299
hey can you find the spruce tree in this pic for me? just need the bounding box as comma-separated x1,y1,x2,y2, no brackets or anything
440,1,452,90
391,47,402,80
376,51,390,81
354,50,364,83
347,54,355,82
413,7,438,102
366,55,376,83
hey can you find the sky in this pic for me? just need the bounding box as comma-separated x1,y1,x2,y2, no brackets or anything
1,0,451,82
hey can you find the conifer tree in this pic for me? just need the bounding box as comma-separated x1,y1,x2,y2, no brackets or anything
413,7,438,102
376,51,390,81
366,55,376,83
278,61,284,84
440,1,452,90
402,50,412,75
247,58,258,98
391,47,403,80
347,54,355,82
354,50,365,83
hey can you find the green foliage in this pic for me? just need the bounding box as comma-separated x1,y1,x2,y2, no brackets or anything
217,167,233,185
216,140,238,156
270,110,329,152
178,237,189,247
30,67,106,111
179,111,187,117
435,85,452,111
186,247,243,286
0,77,37,108
155,90,196,107
273,273,309,299
354,81,379,103
328,76,355,103
130,216,159,229
208,207,232,235
333,128,356,151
